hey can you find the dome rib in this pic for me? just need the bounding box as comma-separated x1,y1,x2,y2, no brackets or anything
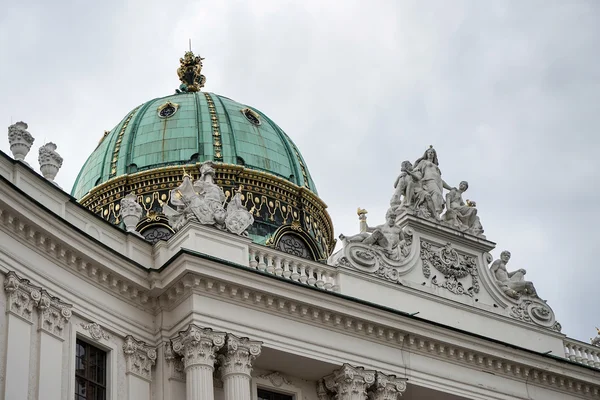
122,101,154,173
213,93,238,164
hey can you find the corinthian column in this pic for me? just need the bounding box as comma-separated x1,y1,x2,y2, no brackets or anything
172,325,226,400
369,372,407,399
220,334,262,400
323,364,376,400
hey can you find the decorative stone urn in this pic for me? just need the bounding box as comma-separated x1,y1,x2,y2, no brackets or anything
119,193,144,236
38,143,63,182
8,122,34,162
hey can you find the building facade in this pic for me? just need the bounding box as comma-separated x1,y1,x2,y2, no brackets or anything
1,52,600,400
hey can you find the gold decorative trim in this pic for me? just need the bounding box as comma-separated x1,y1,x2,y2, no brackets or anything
109,106,141,178
78,163,335,258
204,93,223,162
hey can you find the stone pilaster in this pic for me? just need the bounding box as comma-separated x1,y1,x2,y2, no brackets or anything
38,290,72,339
369,372,407,399
4,271,42,321
3,271,73,400
123,335,157,399
171,325,226,400
324,364,376,400
219,334,262,400
123,335,157,381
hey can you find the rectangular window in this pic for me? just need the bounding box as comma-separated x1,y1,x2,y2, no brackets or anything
75,338,107,400
257,388,294,400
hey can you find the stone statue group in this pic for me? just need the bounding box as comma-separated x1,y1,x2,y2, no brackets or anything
161,162,254,236
340,146,485,259
338,146,540,301
390,146,484,237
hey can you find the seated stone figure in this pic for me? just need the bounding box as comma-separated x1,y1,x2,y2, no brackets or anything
339,209,406,259
490,251,538,299
443,181,484,237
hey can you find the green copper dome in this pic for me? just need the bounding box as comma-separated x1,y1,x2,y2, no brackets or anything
72,92,317,199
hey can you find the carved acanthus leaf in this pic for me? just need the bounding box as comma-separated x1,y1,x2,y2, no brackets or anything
171,324,226,369
123,335,157,380
4,271,42,322
3,272,72,337
219,334,262,378
324,364,376,399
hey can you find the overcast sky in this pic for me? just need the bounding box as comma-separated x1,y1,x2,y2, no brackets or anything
1,0,599,343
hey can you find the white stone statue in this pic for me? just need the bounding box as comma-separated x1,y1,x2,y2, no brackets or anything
340,209,408,260
390,159,438,220
225,191,254,236
38,142,63,183
8,122,34,162
490,251,538,300
162,162,254,236
390,146,453,221
411,146,453,217
119,193,144,237
442,181,485,237
591,328,600,347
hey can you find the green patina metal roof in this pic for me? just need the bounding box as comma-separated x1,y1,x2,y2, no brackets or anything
72,92,317,199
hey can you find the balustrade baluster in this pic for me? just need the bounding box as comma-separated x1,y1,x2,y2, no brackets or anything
249,249,258,269
282,260,291,279
257,252,267,272
315,270,325,289
307,266,316,285
299,264,308,284
266,254,275,274
274,257,283,276
290,262,300,281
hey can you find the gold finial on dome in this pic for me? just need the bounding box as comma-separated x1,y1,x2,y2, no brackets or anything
176,50,206,93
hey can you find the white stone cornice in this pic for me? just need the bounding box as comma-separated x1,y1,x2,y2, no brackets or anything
369,372,407,399
3,270,42,322
324,364,376,400
38,289,72,339
0,202,153,310
159,268,600,397
122,335,157,381
171,324,226,370
219,334,262,378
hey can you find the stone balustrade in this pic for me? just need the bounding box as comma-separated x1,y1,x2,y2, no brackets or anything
564,338,600,369
248,245,339,292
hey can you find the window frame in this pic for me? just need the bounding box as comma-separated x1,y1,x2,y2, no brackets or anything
252,373,303,400
75,338,108,399
69,321,118,400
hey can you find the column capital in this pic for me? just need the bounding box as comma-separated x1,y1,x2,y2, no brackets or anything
123,335,157,381
171,324,226,370
324,364,376,400
219,334,262,378
4,271,42,322
369,372,407,399
38,290,72,339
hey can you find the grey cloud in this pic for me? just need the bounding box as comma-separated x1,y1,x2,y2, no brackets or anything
1,0,598,341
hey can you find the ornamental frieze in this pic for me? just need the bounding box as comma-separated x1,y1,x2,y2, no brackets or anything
420,241,479,297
